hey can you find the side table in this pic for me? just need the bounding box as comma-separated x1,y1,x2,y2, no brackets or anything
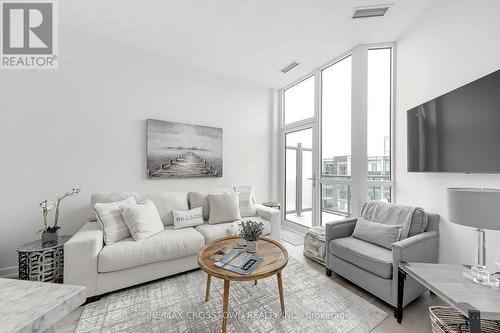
16,235,71,283
262,201,280,210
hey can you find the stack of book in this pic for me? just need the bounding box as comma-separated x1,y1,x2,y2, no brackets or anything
214,248,263,275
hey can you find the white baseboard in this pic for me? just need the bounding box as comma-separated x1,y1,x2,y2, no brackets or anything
0,266,18,279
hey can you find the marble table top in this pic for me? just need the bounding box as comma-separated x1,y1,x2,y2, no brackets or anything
400,262,500,320
0,278,86,333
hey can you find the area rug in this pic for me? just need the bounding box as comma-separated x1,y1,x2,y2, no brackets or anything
76,258,387,333
281,228,305,246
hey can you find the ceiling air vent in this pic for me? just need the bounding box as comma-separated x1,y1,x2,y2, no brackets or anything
280,61,299,74
352,5,391,19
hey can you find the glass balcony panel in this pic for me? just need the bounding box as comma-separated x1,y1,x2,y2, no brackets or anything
367,185,392,202
321,184,350,225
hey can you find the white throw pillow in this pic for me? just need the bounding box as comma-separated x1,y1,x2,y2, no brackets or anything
94,197,137,245
88,191,138,221
208,192,241,224
120,200,164,241
234,186,257,218
172,207,204,229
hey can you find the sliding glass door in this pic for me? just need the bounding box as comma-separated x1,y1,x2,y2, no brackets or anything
284,126,315,227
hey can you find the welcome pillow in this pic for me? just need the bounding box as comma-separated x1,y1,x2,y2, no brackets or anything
172,207,204,229
94,197,137,245
120,200,164,241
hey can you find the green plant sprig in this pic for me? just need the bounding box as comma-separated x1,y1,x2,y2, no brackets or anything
239,220,264,242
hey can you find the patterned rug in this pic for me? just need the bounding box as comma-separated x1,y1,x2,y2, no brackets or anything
76,258,387,333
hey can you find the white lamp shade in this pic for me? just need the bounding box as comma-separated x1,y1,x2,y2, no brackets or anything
447,188,500,231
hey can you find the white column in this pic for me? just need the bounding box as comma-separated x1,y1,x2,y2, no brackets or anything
350,46,368,216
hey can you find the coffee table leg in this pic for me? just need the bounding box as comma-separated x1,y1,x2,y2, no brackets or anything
277,272,285,317
205,274,211,302
222,280,230,333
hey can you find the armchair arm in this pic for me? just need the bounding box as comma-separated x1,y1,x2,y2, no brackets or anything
391,231,439,306
64,222,103,297
255,204,281,241
392,231,439,264
325,217,357,244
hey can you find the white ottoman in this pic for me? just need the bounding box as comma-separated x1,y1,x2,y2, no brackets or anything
303,226,326,265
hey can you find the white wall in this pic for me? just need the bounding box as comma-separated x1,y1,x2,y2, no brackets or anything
396,0,500,271
0,27,272,273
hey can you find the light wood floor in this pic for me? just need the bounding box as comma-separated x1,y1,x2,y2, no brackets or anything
56,236,445,333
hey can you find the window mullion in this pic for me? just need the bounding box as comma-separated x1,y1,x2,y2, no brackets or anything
350,46,368,216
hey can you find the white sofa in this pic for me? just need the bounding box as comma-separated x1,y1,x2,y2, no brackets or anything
64,189,281,297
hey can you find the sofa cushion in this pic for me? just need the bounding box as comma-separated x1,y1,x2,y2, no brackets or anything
140,192,188,226
98,227,205,272
88,191,139,221
195,216,271,243
207,192,241,224
188,191,211,221
195,222,235,243
329,237,393,279
188,188,233,221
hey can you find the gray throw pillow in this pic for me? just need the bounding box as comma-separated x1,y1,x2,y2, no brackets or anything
189,189,233,221
188,191,211,221
139,192,188,226
207,192,241,224
352,217,402,249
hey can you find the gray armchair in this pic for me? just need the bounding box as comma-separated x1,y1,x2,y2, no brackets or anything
325,204,439,315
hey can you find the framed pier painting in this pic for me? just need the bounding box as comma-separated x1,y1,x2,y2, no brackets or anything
147,119,223,178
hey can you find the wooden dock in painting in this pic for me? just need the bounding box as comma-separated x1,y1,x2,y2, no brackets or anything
149,152,219,178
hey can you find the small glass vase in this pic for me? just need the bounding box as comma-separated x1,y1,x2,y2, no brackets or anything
42,230,58,244
246,240,258,253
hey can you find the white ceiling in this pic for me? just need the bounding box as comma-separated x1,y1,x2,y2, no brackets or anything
63,0,434,88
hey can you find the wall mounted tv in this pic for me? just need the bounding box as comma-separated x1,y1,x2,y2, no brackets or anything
407,69,500,173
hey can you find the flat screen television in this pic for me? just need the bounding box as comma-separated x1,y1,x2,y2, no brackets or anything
407,69,500,173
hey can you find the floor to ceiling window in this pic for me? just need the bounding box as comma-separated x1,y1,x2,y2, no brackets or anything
280,44,394,230
282,76,316,228
320,55,352,223
367,48,393,202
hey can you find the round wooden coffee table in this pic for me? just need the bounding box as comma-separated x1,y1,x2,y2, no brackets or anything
197,236,288,333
